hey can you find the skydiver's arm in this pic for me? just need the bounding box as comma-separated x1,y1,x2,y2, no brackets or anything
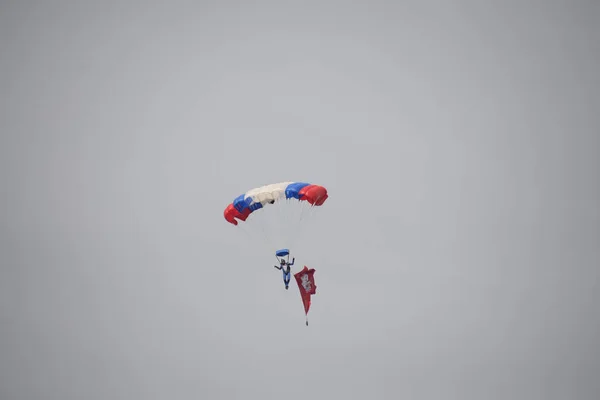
289,258,295,265
274,265,282,270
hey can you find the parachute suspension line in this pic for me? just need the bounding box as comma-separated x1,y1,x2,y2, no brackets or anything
308,203,318,226
288,199,295,250
276,196,284,247
282,197,291,250
299,199,307,222
289,198,299,249
237,217,259,245
286,199,317,254
274,252,289,264
255,209,274,251
297,200,311,246
290,198,299,249
237,223,253,243
289,198,296,247
237,219,271,257
295,201,318,247
285,200,299,254
274,197,286,251
273,197,281,250
245,211,272,253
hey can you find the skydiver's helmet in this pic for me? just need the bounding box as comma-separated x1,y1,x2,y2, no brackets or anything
280,259,286,265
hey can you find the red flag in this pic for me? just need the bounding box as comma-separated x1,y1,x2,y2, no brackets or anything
294,266,317,325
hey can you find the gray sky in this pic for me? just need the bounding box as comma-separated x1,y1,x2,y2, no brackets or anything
1,1,599,399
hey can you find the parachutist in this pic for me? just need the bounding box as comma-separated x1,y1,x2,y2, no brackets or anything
223,182,326,325
274,257,294,289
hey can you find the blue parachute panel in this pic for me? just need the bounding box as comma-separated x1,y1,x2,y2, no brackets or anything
276,249,290,257
233,194,249,212
285,182,310,200
249,202,263,211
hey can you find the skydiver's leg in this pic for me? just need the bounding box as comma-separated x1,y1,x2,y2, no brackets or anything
283,272,290,289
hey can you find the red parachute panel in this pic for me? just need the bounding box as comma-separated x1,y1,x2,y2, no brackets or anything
299,185,328,206
224,203,251,225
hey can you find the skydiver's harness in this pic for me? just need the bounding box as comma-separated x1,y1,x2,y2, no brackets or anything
276,264,291,275
275,258,294,285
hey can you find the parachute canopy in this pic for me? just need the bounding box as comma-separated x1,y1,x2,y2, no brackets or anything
224,181,328,226
276,249,290,257
223,181,327,325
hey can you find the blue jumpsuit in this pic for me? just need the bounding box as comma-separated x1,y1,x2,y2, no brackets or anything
275,258,294,288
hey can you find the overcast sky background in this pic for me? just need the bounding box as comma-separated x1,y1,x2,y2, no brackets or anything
1,1,599,399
